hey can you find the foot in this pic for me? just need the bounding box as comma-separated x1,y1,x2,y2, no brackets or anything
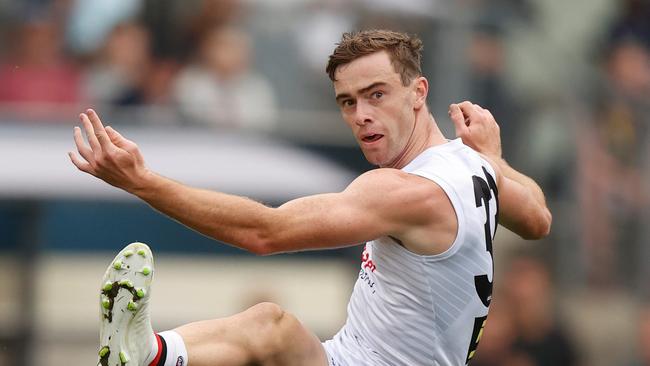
98,242,156,366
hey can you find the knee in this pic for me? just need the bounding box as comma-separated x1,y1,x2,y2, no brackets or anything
246,302,301,358
248,302,285,324
247,302,292,340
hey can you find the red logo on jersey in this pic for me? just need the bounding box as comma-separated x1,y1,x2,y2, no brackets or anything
361,246,376,272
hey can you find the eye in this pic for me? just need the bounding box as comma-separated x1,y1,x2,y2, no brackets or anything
341,99,355,108
371,91,384,99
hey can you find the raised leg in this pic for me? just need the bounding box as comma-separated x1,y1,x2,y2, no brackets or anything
97,243,329,366
175,302,329,366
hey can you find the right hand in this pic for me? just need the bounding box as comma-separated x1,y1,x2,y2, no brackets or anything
448,101,502,160
68,109,151,194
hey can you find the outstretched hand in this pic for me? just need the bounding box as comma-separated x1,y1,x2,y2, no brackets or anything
448,101,502,160
68,109,150,193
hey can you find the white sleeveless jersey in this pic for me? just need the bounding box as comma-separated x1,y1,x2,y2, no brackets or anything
323,138,499,366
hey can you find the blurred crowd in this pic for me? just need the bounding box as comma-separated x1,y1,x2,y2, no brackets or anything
1,0,650,365
0,0,278,129
578,0,650,294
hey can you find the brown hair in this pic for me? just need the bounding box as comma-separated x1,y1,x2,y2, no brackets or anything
326,29,424,86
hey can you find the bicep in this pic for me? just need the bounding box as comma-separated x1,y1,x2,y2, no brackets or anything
266,170,433,253
269,191,393,252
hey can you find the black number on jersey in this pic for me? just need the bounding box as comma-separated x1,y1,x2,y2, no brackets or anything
465,167,498,364
472,167,498,307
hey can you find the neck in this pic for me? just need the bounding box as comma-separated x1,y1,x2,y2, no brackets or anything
384,106,447,169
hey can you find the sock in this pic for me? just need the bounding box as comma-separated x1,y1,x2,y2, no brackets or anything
147,331,189,366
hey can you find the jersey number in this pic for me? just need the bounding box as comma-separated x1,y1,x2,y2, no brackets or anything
465,167,498,364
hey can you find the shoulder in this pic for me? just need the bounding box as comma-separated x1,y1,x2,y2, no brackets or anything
346,168,450,225
348,168,408,187
348,168,441,195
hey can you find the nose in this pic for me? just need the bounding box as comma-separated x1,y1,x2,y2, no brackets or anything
354,100,373,126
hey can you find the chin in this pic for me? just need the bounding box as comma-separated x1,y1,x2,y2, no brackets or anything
364,155,388,167
362,154,379,167
361,147,392,167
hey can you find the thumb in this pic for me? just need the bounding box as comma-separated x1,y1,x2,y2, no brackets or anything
106,125,120,139
106,126,137,151
106,126,144,165
449,103,469,137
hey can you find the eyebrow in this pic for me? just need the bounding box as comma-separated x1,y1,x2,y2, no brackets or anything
335,82,388,103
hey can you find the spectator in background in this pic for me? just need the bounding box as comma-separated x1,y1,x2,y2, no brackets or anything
608,0,650,49
578,32,650,288
65,0,143,56
81,20,179,127
172,26,277,130
82,22,153,106
0,16,82,112
139,0,243,62
184,0,244,55
502,256,580,366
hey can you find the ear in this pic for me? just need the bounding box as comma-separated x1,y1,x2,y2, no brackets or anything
413,76,428,110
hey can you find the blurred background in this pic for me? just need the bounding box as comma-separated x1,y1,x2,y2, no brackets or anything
0,0,648,365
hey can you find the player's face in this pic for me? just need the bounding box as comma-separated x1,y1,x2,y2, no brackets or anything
333,51,418,167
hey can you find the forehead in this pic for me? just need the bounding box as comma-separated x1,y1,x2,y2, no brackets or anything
333,51,401,93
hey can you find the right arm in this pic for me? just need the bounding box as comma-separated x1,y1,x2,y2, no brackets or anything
449,102,552,239
68,109,449,254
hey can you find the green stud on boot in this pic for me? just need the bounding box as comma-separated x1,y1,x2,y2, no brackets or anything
99,346,110,357
123,250,134,257
103,281,113,291
119,279,133,288
119,351,129,363
113,260,123,270
135,288,146,298
101,298,111,309
137,249,146,257
127,301,138,311
141,266,151,276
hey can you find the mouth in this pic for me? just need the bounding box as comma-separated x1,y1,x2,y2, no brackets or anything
361,134,384,143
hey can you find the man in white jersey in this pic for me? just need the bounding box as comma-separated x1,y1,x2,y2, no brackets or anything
69,30,551,366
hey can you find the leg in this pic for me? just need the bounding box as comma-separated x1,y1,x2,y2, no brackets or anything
97,242,328,366
175,302,329,366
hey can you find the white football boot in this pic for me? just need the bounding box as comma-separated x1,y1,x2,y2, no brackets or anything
98,242,156,366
